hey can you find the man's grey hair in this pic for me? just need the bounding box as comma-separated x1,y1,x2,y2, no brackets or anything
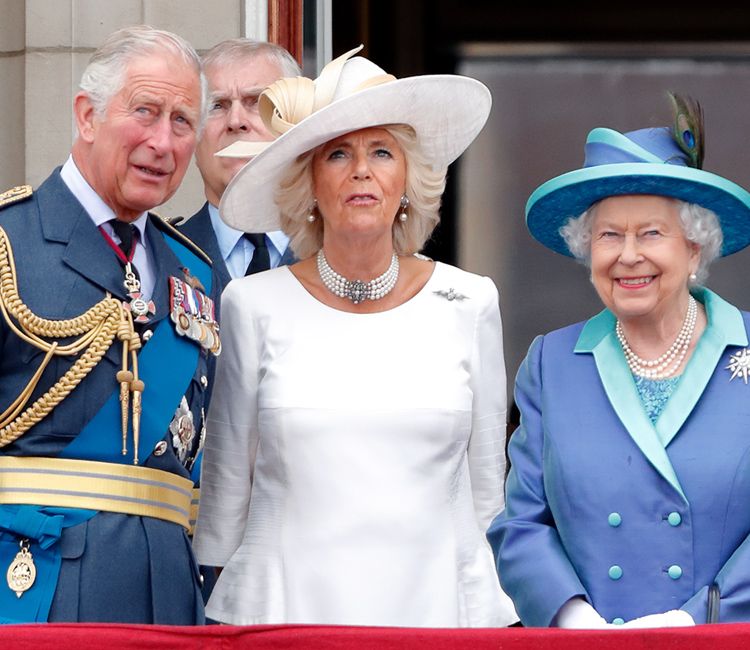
202,38,301,78
79,24,207,128
560,198,723,284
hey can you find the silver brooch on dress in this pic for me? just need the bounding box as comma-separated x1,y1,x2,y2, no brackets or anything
726,348,750,384
433,288,468,302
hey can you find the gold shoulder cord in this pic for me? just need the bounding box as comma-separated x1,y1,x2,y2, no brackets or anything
0,226,144,462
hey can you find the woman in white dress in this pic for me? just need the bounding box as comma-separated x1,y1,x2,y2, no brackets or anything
192,46,517,627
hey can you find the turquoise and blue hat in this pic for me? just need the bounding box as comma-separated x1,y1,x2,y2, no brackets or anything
525,126,750,257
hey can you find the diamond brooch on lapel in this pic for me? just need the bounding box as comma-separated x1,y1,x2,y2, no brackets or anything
726,348,750,384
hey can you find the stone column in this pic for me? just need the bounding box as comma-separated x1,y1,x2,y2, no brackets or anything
0,0,28,190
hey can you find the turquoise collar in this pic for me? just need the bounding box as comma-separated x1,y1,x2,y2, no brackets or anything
575,288,746,353
573,288,747,500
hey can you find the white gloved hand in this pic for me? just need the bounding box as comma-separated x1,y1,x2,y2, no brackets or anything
553,597,610,629
620,610,696,628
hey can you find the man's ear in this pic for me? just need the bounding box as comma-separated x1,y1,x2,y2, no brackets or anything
74,92,98,143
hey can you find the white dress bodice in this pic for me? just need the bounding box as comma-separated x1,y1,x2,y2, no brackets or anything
193,262,516,626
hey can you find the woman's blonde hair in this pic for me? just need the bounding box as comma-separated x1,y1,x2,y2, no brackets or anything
276,124,447,259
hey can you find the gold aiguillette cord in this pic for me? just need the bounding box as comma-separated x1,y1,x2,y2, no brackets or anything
115,306,144,464
0,227,121,449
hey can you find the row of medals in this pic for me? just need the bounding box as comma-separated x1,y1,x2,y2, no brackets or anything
169,274,221,356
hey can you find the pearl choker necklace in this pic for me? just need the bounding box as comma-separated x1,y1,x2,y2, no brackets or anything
616,296,698,379
317,250,399,304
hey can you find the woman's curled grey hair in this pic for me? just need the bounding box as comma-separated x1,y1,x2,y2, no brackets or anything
559,198,723,285
275,124,447,260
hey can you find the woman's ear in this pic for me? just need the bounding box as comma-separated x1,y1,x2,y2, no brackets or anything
688,241,701,272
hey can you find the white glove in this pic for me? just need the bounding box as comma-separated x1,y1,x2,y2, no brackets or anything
553,597,610,629
620,610,696,628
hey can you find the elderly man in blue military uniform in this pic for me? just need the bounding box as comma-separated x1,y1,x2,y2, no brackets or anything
0,25,219,624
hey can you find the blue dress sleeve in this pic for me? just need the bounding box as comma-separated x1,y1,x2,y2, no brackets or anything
487,334,588,626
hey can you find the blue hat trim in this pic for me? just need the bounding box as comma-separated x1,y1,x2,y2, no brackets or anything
526,126,750,257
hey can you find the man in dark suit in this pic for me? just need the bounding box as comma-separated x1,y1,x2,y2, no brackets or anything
179,39,300,292
0,25,217,624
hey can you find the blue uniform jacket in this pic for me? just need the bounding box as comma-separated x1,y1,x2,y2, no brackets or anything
488,289,750,626
0,170,217,623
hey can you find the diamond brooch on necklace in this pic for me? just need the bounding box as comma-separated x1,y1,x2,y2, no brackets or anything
317,250,399,304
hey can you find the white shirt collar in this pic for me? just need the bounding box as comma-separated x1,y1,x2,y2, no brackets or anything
266,229,291,257
207,202,289,261
60,155,149,246
207,202,243,261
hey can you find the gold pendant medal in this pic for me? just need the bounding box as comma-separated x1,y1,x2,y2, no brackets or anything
6,539,36,598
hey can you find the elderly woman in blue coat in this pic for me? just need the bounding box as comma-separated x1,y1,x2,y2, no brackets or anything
488,96,750,628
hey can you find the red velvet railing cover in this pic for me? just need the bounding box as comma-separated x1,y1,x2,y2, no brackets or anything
3,623,750,649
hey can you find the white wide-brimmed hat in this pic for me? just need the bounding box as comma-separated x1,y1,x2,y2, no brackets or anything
218,45,492,232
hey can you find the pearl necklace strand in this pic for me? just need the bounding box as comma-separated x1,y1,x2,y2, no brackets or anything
317,250,399,304
616,296,698,379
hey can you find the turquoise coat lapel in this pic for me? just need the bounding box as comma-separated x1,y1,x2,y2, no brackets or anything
656,289,747,447
575,289,748,498
573,288,747,501
575,309,686,499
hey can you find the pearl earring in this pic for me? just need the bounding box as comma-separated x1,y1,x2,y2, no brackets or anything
689,272,698,283
307,200,317,223
398,195,409,222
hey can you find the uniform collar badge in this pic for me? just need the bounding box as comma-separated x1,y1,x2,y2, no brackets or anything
181,266,205,293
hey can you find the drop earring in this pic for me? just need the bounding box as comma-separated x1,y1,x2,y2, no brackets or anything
398,195,409,222
307,200,317,223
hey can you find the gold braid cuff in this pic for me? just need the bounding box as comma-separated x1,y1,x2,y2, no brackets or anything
0,226,142,459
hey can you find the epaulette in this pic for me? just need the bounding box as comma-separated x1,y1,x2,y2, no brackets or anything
162,214,186,227
0,185,33,209
150,212,212,266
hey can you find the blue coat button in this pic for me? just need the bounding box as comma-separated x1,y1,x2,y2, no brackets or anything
667,512,682,526
612,617,625,625
668,565,683,579
609,565,623,580
608,512,622,527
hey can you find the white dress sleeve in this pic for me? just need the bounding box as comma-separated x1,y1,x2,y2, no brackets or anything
192,280,261,566
467,276,508,531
